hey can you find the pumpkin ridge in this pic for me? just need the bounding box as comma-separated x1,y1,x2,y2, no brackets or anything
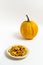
31,24,34,37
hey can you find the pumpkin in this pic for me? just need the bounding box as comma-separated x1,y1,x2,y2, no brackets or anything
20,15,38,40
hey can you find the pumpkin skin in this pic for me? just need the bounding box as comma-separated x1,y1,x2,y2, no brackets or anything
20,15,38,39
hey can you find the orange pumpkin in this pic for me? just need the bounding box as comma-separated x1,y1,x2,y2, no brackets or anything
20,15,38,39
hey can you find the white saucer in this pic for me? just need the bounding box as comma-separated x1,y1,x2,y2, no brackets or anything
6,45,29,59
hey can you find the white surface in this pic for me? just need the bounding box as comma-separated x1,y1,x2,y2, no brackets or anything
0,24,43,65
0,0,43,65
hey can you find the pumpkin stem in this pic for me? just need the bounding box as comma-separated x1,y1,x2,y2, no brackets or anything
26,15,30,21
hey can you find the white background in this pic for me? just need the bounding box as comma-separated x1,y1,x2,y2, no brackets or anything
0,0,43,65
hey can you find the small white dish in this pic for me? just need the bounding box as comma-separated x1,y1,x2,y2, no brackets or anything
6,45,29,59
